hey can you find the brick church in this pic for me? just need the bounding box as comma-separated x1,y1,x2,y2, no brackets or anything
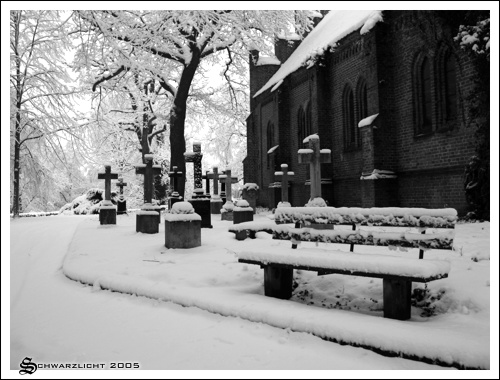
243,10,485,215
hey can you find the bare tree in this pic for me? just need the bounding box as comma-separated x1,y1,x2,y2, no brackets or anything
73,10,318,197
10,10,84,216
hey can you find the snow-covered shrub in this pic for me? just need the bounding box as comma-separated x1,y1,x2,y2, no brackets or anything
59,188,118,215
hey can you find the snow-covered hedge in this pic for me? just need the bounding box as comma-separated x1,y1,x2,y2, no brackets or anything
10,211,60,218
59,188,118,215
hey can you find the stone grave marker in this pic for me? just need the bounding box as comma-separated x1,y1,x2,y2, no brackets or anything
298,134,331,201
184,142,211,228
207,167,223,214
275,164,294,207
135,154,162,233
168,166,183,209
241,183,259,214
98,165,118,225
116,177,127,215
220,169,239,221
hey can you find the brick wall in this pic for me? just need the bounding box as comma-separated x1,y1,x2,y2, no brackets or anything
379,11,478,214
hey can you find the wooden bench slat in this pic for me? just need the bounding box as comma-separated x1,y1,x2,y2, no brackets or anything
237,248,450,282
272,226,455,250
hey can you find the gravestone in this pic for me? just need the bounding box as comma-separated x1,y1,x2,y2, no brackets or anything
241,183,260,214
168,166,183,209
298,134,331,202
164,201,201,249
208,167,223,214
185,142,212,228
298,134,332,230
220,169,239,221
202,170,211,197
275,164,294,208
233,199,254,240
116,177,127,215
135,154,162,233
98,165,118,225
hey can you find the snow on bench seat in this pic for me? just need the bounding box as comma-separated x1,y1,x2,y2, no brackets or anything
272,226,455,250
237,247,450,282
274,207,457,228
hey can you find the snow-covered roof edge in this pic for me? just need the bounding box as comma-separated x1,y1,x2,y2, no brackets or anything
253,10,383,98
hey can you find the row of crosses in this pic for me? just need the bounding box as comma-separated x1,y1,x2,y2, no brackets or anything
99,134,329,206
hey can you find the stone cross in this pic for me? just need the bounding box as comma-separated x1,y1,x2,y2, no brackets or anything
202,170,211,196
116,177,127,195
219,169,239,203
135,155,162,204
168,166,183,196
184,142,203,191
298,135,331,199
275,164,294,203
207,167,220,196
98,165,118,201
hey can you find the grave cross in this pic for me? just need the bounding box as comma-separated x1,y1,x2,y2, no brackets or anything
202,170,211,196
168,166,183,196
184,142,203,191
219,169,239,203
98,165,118,201
207,167,220,196
135,155,162,204
298,135,331,199
116,177,127,195
275,164,294,203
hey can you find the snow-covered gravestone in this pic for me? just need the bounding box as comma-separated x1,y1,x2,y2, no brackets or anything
208,167,223,214
275,164,294,208
116,177,127,215
98,165,118,225
164,201,201,249
232,199,254,240
202,170,211,197
241,183,259,214
298,134,331,203
135,155,162,233
185,143,212,228
168,166,183,209
184,142,204,199
220,169,239,221
218,170,237,204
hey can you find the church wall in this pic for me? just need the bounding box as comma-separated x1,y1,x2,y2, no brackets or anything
327,31,374,207
380,11,478,214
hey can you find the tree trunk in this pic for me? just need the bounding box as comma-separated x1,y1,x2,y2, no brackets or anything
12,14,22,218
13,120,21,217
169,53,201,199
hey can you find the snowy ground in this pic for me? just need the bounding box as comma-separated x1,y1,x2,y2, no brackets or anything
5,211,498,377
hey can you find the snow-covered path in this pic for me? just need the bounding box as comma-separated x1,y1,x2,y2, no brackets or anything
8,215,446,372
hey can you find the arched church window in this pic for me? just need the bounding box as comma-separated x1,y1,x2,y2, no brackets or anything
343,85,355,149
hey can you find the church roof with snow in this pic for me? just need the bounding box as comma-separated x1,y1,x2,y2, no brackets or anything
253,10,383,98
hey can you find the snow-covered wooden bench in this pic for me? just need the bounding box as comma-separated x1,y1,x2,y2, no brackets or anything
236,207,457,320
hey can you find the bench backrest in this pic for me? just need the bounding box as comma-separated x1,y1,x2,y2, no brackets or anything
274,207,457,229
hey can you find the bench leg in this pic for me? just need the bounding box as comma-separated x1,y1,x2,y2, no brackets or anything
264,266,293,299
235,230,247,241
383,279,412,320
